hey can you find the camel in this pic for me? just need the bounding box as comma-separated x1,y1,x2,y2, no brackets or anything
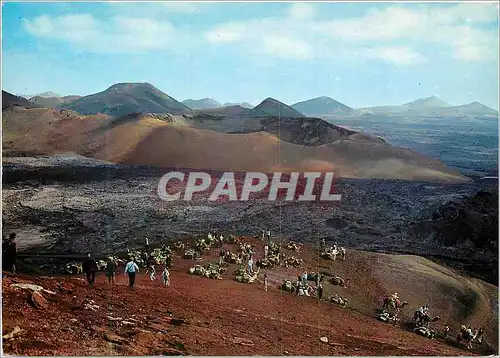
382,297,409,314
457,325,483,350
412,311,441,328
330,276,350,287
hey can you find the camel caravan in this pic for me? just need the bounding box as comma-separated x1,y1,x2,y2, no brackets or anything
376,293,486,350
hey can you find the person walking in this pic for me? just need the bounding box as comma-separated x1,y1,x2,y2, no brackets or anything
247,256,254,275
82,253,98,287
264,273,268,292
264,244,269,260
105,256,117,284
162,267,170,287
2,233,17,273
124,258,140,288
219,248,225,265
318,283,324,300
147,262,156,281
266,230,271,241
302,271,308,286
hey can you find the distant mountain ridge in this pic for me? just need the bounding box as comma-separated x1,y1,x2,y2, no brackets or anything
292,96,353,116
29,95,82,109
182,98,221,110
6,85,496,118
2,91,42,109
249,97,304,118
223,102,254,109
358,96,497,116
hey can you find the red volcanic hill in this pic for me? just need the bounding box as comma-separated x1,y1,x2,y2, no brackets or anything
1,108,470,183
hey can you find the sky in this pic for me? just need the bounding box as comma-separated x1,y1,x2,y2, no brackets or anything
1,1,499,109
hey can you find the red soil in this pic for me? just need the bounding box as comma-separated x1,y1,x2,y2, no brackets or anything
1,238,482,356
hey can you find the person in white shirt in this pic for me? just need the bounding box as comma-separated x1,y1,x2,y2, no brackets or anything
124,259,140,288
247,256,254,275
162,267,170,287
147,263,156,281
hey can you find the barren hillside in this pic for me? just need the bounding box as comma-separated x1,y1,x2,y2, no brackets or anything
2,238,496,356
2,109,470,183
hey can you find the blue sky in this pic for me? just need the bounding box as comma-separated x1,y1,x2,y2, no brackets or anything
2,1,499,109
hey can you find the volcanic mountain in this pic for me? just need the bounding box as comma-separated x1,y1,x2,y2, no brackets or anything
292,96,353,116
61,82,191,116
2,91,42,110
182,98,221,110
249,97,304,118
400,96,451,111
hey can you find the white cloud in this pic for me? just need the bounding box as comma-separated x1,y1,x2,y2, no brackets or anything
23,14,179,53
21,3,498,64
204,3,498,64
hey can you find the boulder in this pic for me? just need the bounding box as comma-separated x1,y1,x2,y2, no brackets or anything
30,292,49,310
320,336,329,343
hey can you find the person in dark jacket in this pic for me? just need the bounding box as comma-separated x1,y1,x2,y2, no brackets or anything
82,253,98,287
318,283,324,300
105,257,117,284
2,233,17,273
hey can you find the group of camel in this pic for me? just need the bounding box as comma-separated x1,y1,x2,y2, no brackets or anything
381,296,484,350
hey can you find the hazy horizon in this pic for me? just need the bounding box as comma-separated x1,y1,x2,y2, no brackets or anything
2,2,499,110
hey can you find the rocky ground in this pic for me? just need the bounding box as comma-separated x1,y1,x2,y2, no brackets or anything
2,237,496,356
2,155,498,284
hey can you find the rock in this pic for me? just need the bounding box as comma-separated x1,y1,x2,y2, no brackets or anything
3,326,23,340
11,283,44,291
158,347,187,356
104,332,125,344
31,292,49,310
122,321,135,326
320,336,329,343
107,316,123,321
283,351,289,356
165,317,186,326
233,337,254,346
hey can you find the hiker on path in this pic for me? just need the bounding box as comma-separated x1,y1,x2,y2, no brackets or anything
164,255,172,269
264,273,269,291
261,230,265,240
124,258,140,288
162,267,170,287
315,272,321,287
301,271,308,286
105,256,117,284
266,230,271,241
247,256,254,275
219,248,225,265
82,253,98,287
2,233,17,273
146,261,156,281
264,244,269,260
318,283,324,300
